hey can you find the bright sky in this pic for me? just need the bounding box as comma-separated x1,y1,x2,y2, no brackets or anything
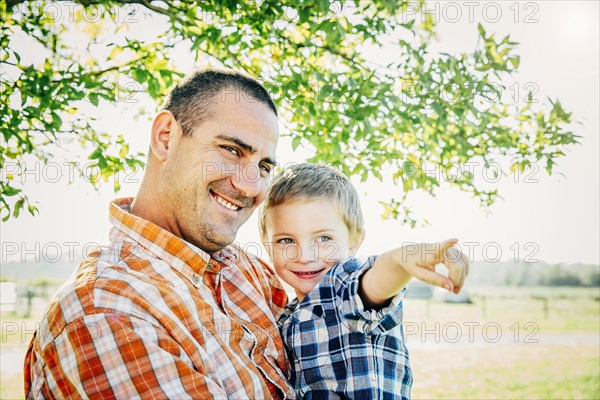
2,1,599,266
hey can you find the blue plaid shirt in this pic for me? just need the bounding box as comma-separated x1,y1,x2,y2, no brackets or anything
279,257,412,399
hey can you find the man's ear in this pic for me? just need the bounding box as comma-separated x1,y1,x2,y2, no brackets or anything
349,230,365,257
151,110,179,162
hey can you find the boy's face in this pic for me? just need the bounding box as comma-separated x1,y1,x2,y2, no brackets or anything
263,198,358,299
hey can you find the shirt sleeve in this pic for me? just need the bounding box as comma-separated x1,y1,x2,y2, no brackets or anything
27,313,229,399
333,256,406,335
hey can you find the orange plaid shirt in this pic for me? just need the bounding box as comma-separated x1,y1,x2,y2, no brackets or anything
24,198,294,399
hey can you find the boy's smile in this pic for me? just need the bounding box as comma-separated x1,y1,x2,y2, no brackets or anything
292,269,327,278
263,198,355,300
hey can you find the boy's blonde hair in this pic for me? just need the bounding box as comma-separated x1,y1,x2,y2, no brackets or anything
259,163,365,246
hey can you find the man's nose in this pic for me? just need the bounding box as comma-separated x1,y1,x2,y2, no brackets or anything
231,163,262,199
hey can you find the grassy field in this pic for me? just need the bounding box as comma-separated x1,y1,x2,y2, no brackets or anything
405,287,600,399
411,343,599,399
2,287,599,399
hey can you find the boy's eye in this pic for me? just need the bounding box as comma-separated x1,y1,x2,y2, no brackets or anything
277,238,294,245
317,235,332,242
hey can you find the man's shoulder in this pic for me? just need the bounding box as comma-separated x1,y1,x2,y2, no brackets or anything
39,243,171,337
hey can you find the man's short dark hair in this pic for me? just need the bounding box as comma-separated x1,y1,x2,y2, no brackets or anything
161,68,277,135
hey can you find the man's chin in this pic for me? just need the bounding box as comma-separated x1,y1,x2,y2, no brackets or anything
203,232,238,254
198,240,231,254
185,219,244,253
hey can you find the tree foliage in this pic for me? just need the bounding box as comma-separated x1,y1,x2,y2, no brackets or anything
1,0,579,223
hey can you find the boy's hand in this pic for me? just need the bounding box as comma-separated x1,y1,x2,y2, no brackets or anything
400,239,469,293
360,238,470,307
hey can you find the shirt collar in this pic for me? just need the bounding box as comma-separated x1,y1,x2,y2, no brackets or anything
108,197,236,276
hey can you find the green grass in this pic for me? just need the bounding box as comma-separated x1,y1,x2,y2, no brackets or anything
411,344,600,399
404,291,600,334
405,287,600,399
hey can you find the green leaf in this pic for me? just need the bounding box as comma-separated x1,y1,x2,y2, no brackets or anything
13,198,24,218
108,46,123,60
2,186,22,196
89,93,99,106
477,23,486,38
509,56,520,69
119,144,129,158
291,135,302,150
50,111,62,129
88,148,103,160
27,204,38,216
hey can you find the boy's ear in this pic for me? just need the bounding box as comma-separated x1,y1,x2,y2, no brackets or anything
349,230,365,257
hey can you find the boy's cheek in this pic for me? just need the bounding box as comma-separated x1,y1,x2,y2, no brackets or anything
321,242,347,264
271,252,287,272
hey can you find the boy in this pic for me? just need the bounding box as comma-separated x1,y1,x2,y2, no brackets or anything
259,163,468,399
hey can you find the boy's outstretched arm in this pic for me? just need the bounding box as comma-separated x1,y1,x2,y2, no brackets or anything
359,239,469,308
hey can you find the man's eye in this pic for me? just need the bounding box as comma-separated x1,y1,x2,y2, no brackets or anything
277,238,294,245
259,163,272,174
222,146,239,156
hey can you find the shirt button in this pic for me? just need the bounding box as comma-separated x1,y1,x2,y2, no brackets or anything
192,274,200,284
256,345,265,353
207,261,219,272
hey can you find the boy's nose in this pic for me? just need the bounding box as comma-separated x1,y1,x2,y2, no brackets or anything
296,244,318,264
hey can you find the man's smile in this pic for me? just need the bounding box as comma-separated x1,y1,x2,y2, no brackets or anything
210,190,242,211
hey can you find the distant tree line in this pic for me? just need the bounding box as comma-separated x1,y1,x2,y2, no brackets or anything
536,265,600,287
468,260,600,287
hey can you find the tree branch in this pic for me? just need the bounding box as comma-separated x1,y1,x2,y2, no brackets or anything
52,55,147,83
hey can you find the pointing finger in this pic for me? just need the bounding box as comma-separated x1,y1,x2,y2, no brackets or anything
413,262,455,291
461,251,470,276
437,238,459,262
442,247,466,293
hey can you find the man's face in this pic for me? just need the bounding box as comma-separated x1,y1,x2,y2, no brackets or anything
159,91,279,252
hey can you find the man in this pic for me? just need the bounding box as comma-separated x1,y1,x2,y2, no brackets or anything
24,69,294,399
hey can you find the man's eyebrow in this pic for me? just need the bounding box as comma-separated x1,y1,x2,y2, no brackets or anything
216,135,254,153
216,134,276,165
